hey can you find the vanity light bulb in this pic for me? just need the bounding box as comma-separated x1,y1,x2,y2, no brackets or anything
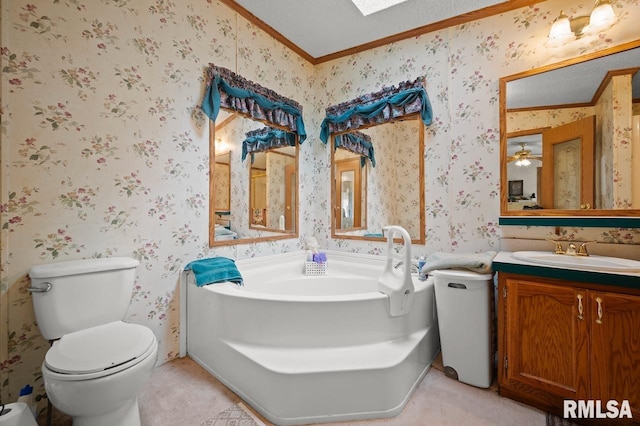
589,0,616,31
548,10,573,42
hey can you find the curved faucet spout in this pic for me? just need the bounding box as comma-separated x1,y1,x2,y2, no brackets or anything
378,226,414,316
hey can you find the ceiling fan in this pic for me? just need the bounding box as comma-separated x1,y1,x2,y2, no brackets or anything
508,143,542,166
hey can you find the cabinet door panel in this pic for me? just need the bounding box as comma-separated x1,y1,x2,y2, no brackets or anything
505,279,589,401
590,291,640,420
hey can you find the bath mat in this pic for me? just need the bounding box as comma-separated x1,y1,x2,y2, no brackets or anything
201,402,265,426
546,412,579,426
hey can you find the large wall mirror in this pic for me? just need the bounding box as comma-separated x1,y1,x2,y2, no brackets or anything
331,117,425,242
202,64,304,246
500,40,640,217
322,78,431,243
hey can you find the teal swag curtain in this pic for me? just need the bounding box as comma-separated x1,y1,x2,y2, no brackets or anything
334,132,376,167
319,78,432,144
242,127,296,163
201,64,306,143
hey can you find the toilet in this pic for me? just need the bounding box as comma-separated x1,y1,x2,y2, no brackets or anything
28,257,158,426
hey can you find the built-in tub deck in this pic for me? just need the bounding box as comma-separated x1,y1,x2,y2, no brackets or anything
186,250,440,425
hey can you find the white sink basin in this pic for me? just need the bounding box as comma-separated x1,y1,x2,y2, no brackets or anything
511,251,640,273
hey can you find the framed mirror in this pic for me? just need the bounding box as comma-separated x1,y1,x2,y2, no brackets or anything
500,40,640,216
330,116,425,243
202,64,305,246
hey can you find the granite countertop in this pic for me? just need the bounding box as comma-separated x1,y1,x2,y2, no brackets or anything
493,250,640,289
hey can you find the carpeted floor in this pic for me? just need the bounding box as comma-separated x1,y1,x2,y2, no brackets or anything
39,355,549,426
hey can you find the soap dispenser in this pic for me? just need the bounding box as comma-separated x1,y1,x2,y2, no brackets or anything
418,255,427,281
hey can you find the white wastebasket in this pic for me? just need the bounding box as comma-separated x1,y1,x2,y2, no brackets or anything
432,269,493,388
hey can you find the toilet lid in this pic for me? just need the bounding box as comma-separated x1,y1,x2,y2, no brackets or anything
45,321,156,375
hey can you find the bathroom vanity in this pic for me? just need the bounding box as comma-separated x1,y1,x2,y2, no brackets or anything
493,252,640,423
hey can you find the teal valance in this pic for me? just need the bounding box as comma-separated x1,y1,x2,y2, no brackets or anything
334,131,375,167
320,78,432,143
201,64,306,143
242,126,296,163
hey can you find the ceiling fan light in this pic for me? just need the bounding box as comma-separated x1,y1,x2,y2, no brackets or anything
548,10,573,42
515,158,531,167
589,0,616,31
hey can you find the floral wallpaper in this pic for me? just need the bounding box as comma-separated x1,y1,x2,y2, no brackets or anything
0,0,313,406
507,106,594,133
2,0,640,412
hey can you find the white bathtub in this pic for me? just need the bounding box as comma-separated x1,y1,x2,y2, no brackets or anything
186,250,440,425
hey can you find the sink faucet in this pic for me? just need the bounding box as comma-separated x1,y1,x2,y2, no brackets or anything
565,243,577,256
546,239,565,254
546,239,593,256
577,242,594,256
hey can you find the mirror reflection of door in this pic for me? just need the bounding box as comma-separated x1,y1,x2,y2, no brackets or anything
541,115,595,209
335,157,363,230
250,165,267,226
285,164,295,230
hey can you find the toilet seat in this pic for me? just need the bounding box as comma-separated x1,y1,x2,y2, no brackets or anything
45,321,156,380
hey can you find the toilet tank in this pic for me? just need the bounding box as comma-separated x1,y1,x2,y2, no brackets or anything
28,257,140,340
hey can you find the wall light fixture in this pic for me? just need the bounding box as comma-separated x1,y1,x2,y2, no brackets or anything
548,0,617,44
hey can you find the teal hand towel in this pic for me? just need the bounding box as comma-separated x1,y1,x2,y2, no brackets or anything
185,257,243,286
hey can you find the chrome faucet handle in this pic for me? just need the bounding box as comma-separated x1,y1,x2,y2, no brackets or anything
394,260,419,273
546,239,565,254
565,243,577,256
577,241,595,256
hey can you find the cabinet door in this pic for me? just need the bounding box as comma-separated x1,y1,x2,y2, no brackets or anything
504,279,590,406
590,291,640,420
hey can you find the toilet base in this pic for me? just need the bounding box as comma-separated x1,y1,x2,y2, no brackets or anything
73,398,140,426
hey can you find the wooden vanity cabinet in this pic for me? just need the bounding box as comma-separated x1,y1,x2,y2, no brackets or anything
497,272,640,423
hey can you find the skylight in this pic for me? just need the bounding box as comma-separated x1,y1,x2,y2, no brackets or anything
350,0,411,16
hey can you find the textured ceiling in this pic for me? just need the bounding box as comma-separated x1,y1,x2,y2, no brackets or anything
232,0,511,59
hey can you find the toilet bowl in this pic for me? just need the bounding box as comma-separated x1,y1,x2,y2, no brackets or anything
0,402,38,426
42,321,158,426
28,257,159,426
